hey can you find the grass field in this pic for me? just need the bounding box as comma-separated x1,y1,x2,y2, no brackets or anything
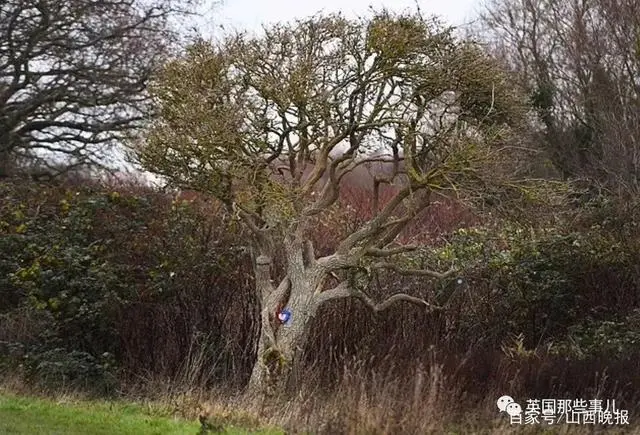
0,392,280,435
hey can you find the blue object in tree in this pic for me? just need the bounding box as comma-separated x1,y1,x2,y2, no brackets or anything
278,308,292,326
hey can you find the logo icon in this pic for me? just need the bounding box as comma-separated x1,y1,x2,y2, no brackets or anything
497,395,515,412
506,402,523,417
497,395,523,424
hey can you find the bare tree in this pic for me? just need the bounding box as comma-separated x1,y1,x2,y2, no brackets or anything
137,11,530,393
479,0,640,195
0,0,199,178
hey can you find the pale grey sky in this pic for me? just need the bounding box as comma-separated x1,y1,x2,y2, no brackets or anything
201,0,482,36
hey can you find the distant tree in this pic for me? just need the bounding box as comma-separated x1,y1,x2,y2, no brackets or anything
479,0,640,195
0,0,199,178
137,11,531,394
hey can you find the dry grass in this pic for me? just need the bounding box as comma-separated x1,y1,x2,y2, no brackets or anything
178,360,639,434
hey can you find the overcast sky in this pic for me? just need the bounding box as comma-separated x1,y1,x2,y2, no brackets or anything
201,0,482,36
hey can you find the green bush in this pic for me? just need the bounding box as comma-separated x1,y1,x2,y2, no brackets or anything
23,347,117,393
425,224,640,355
553,310,640,359
0,179,250,391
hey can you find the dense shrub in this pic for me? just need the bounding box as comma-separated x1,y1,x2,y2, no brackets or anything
427,224,640,352
0,178,254,392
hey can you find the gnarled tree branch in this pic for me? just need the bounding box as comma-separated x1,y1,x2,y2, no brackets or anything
370,262,457,279
314,281,444,313
365,245,419,257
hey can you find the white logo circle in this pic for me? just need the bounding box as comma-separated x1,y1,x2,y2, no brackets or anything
506,402,522,417
497,395,514,412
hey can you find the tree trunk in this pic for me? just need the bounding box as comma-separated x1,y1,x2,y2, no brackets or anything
247,280,317,395
246,239,321,396
274,277,315,390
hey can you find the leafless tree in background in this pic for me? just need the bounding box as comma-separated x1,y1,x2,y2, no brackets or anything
479,0,640,196
0,0,200,178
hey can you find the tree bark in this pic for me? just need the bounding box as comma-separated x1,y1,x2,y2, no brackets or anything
247,280,317,395
246,237,321,395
